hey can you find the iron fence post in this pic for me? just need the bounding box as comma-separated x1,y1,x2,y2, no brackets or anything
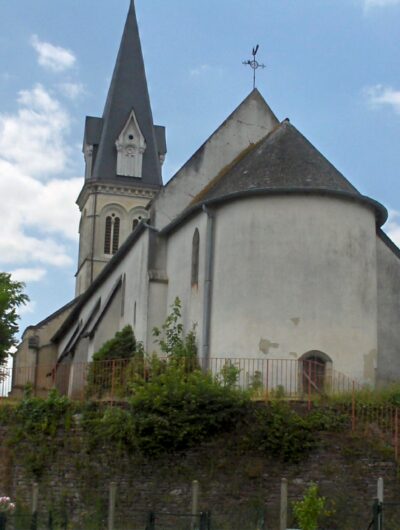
145,511,155,530
0,513,6,530
30,512,38,530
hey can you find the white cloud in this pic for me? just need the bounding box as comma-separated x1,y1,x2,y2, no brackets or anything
0,84,71,177
190,64,210,77
31,35,76,73
0,85,81,270
10,268,46,283
58,82,85,100
386,210,400,248
19,300,37,316
364,85,400,115
364,0,400,7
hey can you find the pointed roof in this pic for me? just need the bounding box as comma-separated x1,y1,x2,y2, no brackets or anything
91,0,162,186
195,120,361,202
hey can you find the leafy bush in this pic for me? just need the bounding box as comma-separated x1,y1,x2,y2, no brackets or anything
128,364,249,455
86,326,144,398
306,407,348,431
293,483,329,530
153,298,198,369
242,402,315,462
6,389,74,478
92,325,142,362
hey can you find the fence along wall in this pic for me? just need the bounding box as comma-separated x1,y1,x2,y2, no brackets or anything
1,357,358,401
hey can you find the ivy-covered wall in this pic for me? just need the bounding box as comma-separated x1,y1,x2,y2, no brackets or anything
0,424,399,529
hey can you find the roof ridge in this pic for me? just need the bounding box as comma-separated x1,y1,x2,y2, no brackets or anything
189,121,285,207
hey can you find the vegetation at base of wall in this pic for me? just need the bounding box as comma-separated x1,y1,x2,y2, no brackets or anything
0,385,350,478
292,483,332,530
0,388,76,478
323,383,400,407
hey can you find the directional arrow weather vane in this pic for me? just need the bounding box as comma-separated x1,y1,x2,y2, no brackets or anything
243,45,266,89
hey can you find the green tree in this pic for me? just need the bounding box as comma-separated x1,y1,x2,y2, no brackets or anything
0,272,29,366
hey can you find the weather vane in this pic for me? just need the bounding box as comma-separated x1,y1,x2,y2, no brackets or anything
242,45,266,89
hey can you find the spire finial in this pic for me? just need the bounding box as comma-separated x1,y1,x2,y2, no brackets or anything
242,45,266,90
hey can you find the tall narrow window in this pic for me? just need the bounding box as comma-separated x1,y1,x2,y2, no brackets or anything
191,228,200,286
104,215,121,255
104,216,112,254
112,217,120,254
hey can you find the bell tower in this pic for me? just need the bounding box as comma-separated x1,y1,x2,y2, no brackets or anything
75,0,166,295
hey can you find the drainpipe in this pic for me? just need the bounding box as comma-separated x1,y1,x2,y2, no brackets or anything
201,205,215,369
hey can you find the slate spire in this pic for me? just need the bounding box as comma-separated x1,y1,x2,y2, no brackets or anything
91,0,162,186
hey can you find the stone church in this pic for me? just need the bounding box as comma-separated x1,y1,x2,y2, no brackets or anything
12,0,400,397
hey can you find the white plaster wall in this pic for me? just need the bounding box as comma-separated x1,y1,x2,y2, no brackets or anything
162,212,207,352
210,196,378,384
152,91,279,230
59,230,150,361
376,235,400,385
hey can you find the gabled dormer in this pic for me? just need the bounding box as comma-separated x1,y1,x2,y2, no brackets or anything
116,109,146,177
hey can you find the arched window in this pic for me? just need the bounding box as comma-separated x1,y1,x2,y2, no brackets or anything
104,214,120,255
191,229,200,286
132,216,144,231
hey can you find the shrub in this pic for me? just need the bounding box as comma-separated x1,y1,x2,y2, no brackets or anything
86,326,144,398
153,298,198,369
293,483,329,530
6,390,74,478
242,402,315,462
92,325,142,362
128,364,250,455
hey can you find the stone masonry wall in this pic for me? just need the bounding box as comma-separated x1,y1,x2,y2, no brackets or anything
0,426,399,529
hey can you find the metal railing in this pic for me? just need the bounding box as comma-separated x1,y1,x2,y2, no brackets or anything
2,356,359,402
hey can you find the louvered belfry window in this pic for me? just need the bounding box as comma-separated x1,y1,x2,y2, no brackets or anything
112,217,120,254
104,215,120,255
104,216,112,254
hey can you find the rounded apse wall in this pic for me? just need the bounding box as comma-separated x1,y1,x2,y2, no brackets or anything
210,194,378,384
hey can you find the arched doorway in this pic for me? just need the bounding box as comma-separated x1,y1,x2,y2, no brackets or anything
299,350,332,395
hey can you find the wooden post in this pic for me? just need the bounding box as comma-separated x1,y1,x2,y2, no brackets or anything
395,409,399,462
377,477,384,530
191,480,199,530
32,482,39,514
111,360,116,404
108,482,117,530
377,477,383,503
280,478,288,530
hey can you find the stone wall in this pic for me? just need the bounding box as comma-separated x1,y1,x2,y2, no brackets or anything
0,426,399,529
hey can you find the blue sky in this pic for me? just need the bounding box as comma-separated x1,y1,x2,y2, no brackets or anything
0,0,399,336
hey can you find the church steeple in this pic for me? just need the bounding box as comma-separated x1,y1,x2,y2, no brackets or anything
76,1,165,296
85,0,164,186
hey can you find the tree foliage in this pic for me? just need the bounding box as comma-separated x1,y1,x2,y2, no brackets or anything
92,325,142,362
0,272,29,365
